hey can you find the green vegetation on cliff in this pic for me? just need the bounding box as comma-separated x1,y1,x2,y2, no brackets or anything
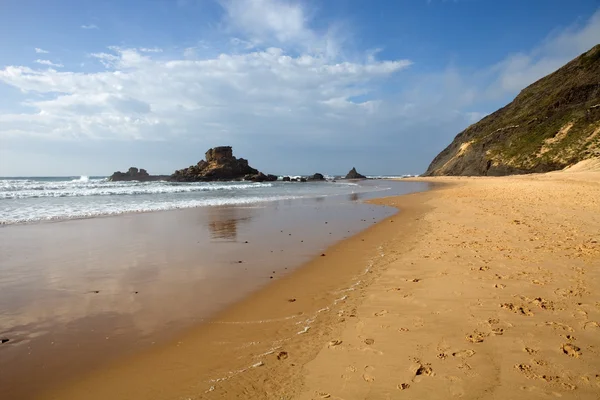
426,44,600,176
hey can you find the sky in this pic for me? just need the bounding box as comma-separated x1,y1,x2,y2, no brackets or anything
0,0,599,176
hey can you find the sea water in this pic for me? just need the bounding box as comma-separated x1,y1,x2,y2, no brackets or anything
0,176,384,225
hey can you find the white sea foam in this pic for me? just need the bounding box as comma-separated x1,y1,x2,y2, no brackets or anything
0,176,391,225
0,179,274,199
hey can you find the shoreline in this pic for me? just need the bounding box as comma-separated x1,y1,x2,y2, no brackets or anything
0,180,428,400
33,185,437,400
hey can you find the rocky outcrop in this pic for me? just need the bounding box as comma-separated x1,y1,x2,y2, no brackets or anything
244,172,278,182
308,173,325,181
282,176,291,182
109,167,168,182
171,146,261,182
345,167,367,179
426,44,600,176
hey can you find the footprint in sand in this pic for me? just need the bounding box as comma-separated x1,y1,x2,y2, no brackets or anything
374,310,388,317
412,363,434,378
524,347,537,355
583,321,600,330
364,338,375,345
500,303,533,316
494,283,506,289
397,383,410,390
452,349,476,358
514,364,536,379
546,321,574,332
328,340,342,348
531,297,554,310
561,343,582,358
316,392,331,398
466,331,488,343
277,351,288,360
363,365,375,382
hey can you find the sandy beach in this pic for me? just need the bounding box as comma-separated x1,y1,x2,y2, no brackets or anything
29,165,599,399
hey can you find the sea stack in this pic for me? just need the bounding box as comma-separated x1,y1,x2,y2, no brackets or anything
109,167,168,182
345,167,367,179
171,146,270,182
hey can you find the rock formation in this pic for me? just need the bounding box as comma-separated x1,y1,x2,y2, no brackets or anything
109,167,168,182
345,167,367,179
426,44,600,176
308,173,325,181
171,146,262,182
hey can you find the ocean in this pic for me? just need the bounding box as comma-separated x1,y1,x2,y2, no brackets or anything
0,176,391,225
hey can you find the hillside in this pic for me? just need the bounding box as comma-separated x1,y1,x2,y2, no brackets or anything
425,44,600,176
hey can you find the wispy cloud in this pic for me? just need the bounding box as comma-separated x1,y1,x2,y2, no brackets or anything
81,24,99,30
221,0,341,57
139,47,163,53
35,48,49,54
34,59,64,68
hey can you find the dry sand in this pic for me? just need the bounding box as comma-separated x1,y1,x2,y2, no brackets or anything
38,166,600,399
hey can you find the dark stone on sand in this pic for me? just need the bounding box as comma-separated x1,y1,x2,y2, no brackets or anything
1,338,9,344
344,167,367,179
321,253,326,257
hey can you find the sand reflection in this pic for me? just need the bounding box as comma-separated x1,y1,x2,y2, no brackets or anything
207,206,255,241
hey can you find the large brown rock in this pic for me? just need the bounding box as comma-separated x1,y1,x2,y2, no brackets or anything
171,146,261,182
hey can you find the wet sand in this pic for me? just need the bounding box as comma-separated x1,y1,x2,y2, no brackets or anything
0,180,428,399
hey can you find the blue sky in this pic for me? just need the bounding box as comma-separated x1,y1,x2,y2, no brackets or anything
1,0,599,176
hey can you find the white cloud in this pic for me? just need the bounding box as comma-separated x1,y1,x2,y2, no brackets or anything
488,10,600,97
35,48,49,54
139,47,163,53
0,47,411,141
34,59,64,68
81,24,99,30
221,0,340,57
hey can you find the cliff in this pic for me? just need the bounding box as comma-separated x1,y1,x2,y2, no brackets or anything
425,44,600,176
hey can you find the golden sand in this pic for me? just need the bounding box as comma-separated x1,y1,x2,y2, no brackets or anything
40,167,600,399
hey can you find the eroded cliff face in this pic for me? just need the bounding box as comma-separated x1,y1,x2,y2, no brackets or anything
170,146,261,182
426,44,600,176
